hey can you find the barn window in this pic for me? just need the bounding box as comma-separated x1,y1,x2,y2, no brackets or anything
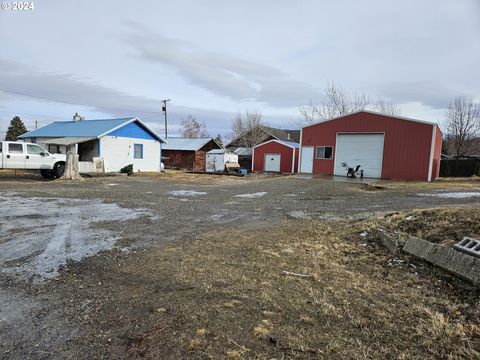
315,146,333,159
134,144,143,159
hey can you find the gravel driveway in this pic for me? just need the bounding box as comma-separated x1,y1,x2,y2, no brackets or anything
0,173,479,359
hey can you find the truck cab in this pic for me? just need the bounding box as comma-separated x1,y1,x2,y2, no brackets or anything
0,141,67,179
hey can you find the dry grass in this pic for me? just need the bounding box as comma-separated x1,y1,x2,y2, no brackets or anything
61,209,480,359
365,208,480,246
389,177,480,191
132,169,293,185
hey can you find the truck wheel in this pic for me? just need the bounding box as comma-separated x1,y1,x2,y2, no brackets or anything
54,162,65,178
40,169,55,180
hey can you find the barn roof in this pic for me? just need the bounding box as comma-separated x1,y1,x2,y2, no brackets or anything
162,137,221,151
301,110,439,129
19,117,166,142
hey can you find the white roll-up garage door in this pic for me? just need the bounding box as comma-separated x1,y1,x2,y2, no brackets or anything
333,133,384,178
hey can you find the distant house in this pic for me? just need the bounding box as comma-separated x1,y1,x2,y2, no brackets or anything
225,125,300,169
162,137,222,172
18,117,166,173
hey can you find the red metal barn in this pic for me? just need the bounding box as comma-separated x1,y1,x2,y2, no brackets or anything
252,140,299,174
299,111,443,181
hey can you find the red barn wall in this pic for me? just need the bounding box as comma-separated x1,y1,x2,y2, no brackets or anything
253,141,296,173
431,126,443,180
301,112,438,181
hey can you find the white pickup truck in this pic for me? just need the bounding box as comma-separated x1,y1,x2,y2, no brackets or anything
0,141,66,179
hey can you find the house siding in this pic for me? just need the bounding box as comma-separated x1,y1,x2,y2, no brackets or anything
301,112,441,181
107,121,158,140
100,136,161,172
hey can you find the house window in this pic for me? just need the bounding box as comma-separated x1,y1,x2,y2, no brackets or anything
49,145,61,154
134,144,143,159
315,146,333,159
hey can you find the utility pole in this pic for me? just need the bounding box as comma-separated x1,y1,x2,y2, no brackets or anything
35,120,38,129
162,99,171,138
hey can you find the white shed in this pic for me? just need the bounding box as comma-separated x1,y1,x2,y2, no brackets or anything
206,149,239,173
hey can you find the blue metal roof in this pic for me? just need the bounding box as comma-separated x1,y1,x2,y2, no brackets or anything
19,117,165,142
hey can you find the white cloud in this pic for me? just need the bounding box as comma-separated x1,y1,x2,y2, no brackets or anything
123,21,320,107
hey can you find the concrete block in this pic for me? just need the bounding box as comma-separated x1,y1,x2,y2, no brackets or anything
403,236,434,259
453,237,480,259
378,229,399,253
403,236,480,286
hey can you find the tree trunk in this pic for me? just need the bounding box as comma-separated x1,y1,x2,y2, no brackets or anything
61,152,83,180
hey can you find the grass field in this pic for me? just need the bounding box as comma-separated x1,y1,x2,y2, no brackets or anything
55,208,480,359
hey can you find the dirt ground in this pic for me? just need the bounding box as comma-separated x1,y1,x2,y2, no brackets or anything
1,171,480,359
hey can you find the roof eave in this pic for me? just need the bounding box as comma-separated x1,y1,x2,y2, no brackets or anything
301,110,440,130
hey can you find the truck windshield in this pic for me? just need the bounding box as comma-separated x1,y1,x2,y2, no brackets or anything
27,144,46,155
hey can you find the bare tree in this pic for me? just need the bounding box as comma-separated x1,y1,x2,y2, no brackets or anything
231,111,265,148
445,96,480,157
232,111,262,134
373,98,400,116
180,115,209,139
299,82,399,125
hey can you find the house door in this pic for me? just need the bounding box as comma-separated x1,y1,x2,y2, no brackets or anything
264,154,281,172
300,146,314,173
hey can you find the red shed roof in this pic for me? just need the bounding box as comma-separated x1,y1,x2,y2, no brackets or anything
302,110,440,132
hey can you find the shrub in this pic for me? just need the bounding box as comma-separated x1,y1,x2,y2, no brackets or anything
120,164,134,176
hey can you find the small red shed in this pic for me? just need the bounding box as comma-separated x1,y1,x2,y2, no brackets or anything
299,111,443,181
252,140,299,174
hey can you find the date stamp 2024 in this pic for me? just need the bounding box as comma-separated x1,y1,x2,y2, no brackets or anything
1,2,34,11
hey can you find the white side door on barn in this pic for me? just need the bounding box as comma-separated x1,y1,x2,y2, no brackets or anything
300,146,314,173
333,133,385,178
264,154,281,172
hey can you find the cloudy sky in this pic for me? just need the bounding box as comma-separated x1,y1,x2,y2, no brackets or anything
0,0,479,138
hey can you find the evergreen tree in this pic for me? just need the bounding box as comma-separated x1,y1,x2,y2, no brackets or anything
5,116,28,141
214,133,223,147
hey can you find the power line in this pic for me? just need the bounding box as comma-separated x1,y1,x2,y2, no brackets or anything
0,89,168,116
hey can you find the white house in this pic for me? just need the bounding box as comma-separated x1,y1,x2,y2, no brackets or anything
19,117,166,173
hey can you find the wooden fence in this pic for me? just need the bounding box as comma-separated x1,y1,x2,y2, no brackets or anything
440,158,480,177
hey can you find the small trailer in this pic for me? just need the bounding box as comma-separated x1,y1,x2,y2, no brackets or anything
206,149,239,173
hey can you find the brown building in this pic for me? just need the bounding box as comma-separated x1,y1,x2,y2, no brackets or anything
162,138,222,172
